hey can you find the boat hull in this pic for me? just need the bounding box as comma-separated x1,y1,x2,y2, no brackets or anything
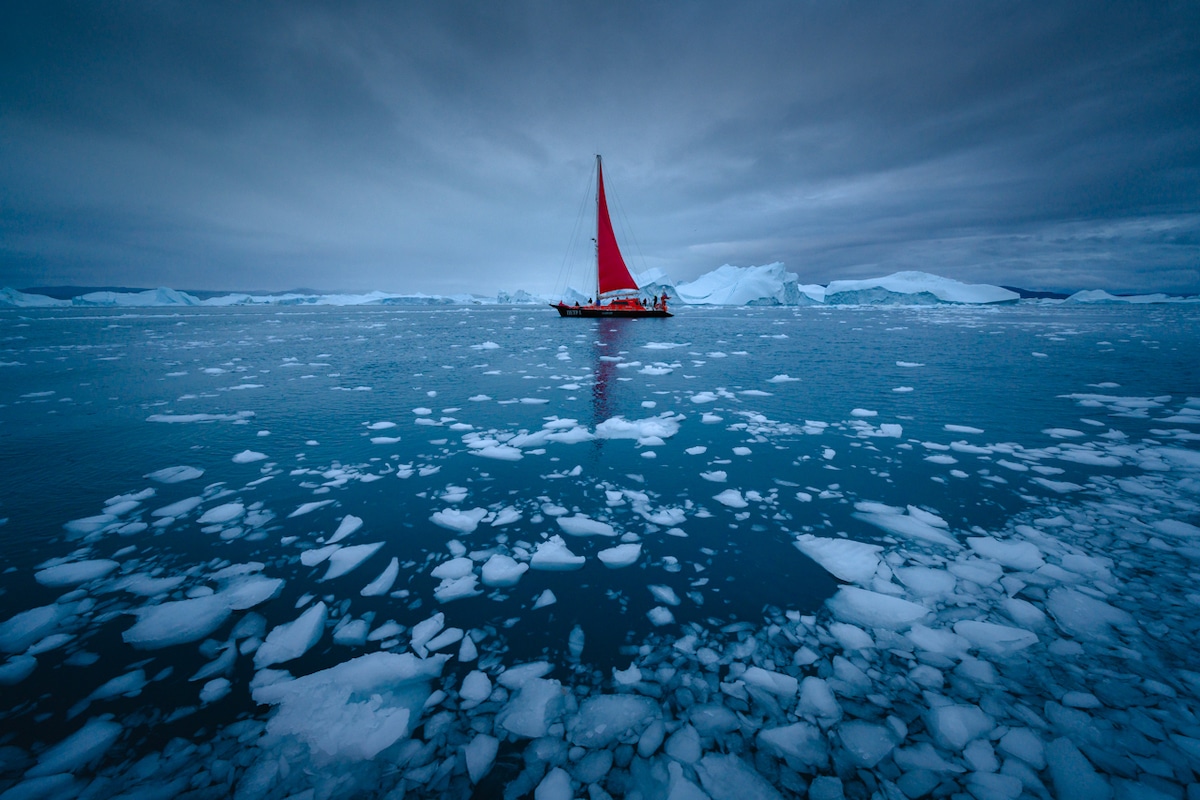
551,304,672,318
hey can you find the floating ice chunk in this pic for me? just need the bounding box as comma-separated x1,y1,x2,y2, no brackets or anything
945,424,984,434
491,506,522,526
301,544,339,566
0,604,62,652
465,734,499,783
852,503,958,547
434,574,482,602
757,722,827,769
685,446,707,455
530,536,585,571
532,589,557,609
425,627,464,652
926,703,994,750
648,585,682,606
232,450,268,463
647,606,675,626
793,535,882,584
595,413,684,444
967,536,1044,570
696,753,784,800
497,661,553,689
34,559,118,587
200,677,231,704
826,587,928,630
850,408,877,418
1153,519,1200,539
496,677,565,739
123,595,232,649
743,666,799,697
221,574,284,609
254,602,327,667
0,655,37,685
613,663,642,686
837,721,897,767
952,620,1038,656
895,566,957,598
288,499,335,518
145,465,204,483
26,717,123,777
431,557,475,580
597,543,641,568
199,502,245,525
327,514,363,544
570,695,660,747
151,497,202,517
253,651,447,761
472,445,524,461
1045,736,1113,800
360,561,403,597
460,670,492,708
409,612,444,656
1045,588,1135,641
713,489,748,508
321,543,383,581
798,676,841,722
997,727,1046,769
471,341,500,350
556,514,617,537
829,622,874,651
430,507,488,534
700,470,727,482
481,554,528,586
768,374,800,383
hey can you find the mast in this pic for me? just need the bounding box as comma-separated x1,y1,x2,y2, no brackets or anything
594,154,640,298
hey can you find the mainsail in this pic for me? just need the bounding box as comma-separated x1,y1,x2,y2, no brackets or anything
595,157,639,297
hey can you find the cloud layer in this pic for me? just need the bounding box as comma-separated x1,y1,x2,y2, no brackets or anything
2,1,1198,294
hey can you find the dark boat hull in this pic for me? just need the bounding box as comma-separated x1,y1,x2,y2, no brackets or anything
551,304,672,318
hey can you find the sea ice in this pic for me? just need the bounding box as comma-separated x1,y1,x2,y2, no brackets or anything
122,594,233,649
34,559,118,587
254,602,327,667
793,535,882,584
556,514,617,537
481,553,529,586
530,536,585,571
826,587,929,630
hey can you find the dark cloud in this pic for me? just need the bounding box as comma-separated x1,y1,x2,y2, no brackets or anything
2,1,1198,294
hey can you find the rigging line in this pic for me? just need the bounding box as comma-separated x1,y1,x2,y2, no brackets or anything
553,163,596,300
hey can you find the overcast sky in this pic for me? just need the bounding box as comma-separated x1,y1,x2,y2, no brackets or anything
2,1,1198,296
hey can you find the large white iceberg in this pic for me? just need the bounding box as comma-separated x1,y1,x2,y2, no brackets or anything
822,271,1019,305
675,263,824,306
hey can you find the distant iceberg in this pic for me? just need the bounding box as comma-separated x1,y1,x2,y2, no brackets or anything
74,288,202,307
2,268,1191,309
1064,289,1196,304
674,263,824,306
823,271,1018,305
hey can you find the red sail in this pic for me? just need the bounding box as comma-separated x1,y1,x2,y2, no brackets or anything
596,159,639,296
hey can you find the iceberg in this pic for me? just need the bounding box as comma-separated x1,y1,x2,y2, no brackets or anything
823,271,1019,305
675,263,823,306
1064,289,1195,304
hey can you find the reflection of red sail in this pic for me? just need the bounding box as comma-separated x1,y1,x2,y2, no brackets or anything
596,159,638,296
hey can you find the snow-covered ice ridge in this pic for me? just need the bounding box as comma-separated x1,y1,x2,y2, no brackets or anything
3,304,1200,800
5,269,1196,308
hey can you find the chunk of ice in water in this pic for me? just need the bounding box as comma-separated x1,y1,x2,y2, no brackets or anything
232,450,268,463
794,535,882,584
481,553,529,586
321,543,384,581
253,602,327,667
696,753,785,800
597,543,641,568
826,586,929,630
123,595,232,650
145,465,204,483
952,620,1038,656
361,557,399,596
34,559,118,587
530,536,585,571
837,721,896,767
465,733,498,784
569,694,660,747
327,514,363,544
26,717,123,777
532,589,557,609
430,507,488,534
925,703,994,750
967,536,1044,571
556,514,617,537
647,606,675,626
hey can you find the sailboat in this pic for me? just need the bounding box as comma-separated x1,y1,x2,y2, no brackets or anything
552,155,672,318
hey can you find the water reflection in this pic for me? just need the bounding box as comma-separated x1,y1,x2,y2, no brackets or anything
589,319,629,434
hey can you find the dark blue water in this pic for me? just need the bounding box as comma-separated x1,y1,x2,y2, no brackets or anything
1,302,1198,795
